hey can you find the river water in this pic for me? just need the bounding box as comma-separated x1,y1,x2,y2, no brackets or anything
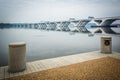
0,29,120,66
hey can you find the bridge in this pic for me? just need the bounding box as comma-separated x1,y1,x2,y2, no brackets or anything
0,16,120,34
92,16,120,34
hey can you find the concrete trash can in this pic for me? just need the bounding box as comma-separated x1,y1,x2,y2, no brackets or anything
8,42,26,73
101,36,112,53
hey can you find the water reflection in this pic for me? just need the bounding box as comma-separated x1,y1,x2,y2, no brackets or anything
0,29,120,67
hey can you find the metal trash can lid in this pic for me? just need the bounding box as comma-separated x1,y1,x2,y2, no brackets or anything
9,42,26,47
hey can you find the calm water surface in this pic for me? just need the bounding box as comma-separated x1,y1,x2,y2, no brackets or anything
0,29,120,66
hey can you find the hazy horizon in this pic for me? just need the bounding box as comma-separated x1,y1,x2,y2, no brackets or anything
0,0,120,23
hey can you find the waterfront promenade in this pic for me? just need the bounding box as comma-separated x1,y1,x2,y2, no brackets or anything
0,51,120,80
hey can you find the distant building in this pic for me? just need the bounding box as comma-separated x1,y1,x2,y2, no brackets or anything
40,21,50,23
69,18,75,21
88,16,95,20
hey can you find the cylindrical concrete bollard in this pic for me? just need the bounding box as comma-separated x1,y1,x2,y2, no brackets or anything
101,36,112,53
8,42,26,73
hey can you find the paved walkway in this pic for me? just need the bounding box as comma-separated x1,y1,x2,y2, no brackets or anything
0,51,120,80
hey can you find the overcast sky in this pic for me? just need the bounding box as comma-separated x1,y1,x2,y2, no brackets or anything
0,0,120,23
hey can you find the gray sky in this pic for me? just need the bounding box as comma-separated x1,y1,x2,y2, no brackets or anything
0,0,120,23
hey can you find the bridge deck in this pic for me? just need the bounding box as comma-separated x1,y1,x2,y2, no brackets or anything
0,51,120,80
